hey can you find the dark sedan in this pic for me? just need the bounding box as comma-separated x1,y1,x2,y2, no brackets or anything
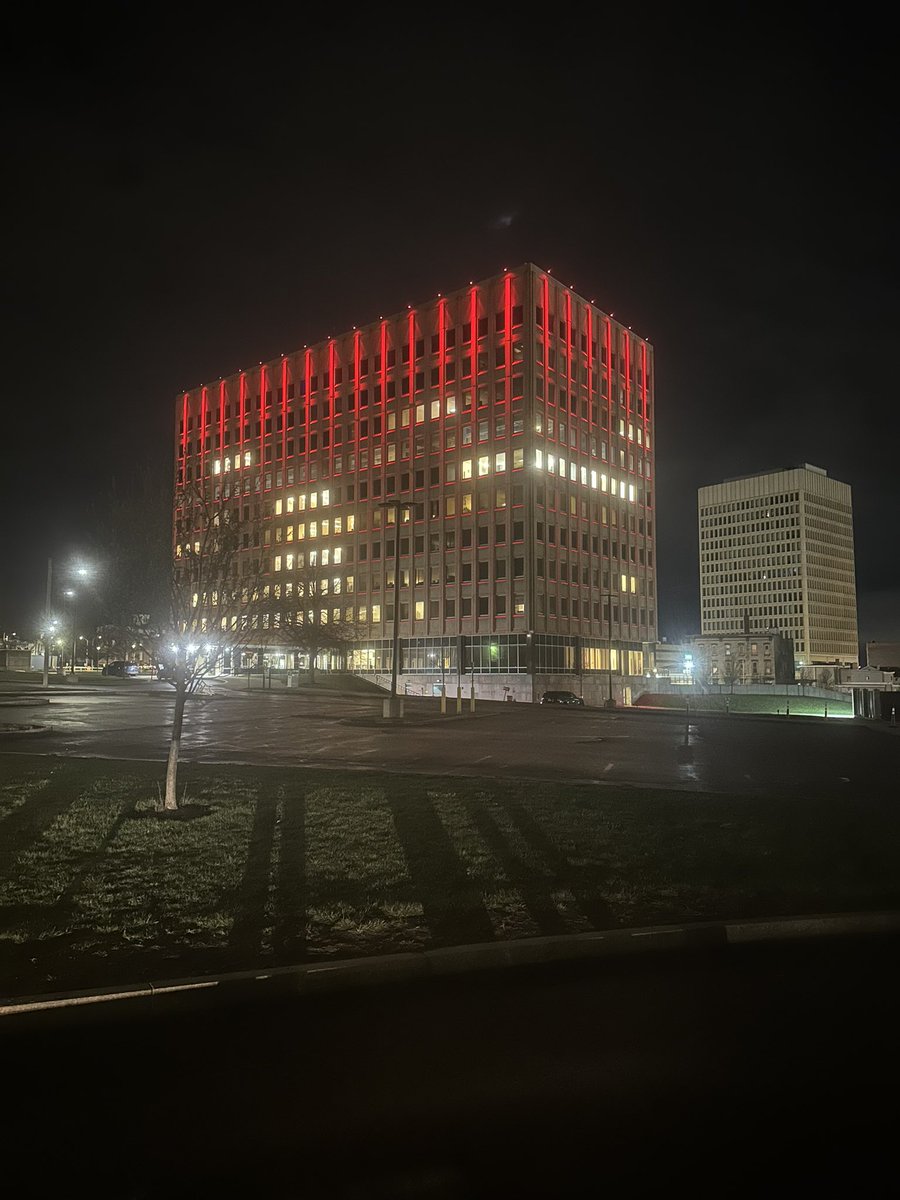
540,690,585,706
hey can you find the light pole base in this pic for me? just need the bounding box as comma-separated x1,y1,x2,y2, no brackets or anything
382,697,404,720
603,698,617,709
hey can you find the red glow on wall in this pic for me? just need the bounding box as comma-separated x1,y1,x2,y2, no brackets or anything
181,394,188,466
641,342,648,426
304,350,312,468
239,374,247,465
219,381,226,455
504,273,512,405
586,306,593,433
281,358,289,469
542,276,549,431
354,330,361,467
199,387,208,477
604,318,612,431
328,341,336,478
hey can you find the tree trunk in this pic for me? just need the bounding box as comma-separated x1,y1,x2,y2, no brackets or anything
164,675,188,811
309,646,317,686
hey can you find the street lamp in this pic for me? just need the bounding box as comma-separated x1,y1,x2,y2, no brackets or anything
42,559,95,685
377,498,408,718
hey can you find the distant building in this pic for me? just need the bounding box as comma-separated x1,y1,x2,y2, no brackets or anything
689,629,796,685
698,464,858,668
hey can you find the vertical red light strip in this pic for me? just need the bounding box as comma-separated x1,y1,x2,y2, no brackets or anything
586,306,593,436
259,365,267,489
542,277,549,435
504,272,512,406
328,340,336,481
304,350,312,481
281,358,288,477
354,329,361,469
239,374,247,473
408,310,416,410
218,381,226,470
199,387,208,483
624,332,630,434
641,342,648,427
181,393,190,487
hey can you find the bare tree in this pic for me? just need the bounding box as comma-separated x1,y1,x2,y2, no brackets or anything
797,666,815,692
721,656,741,693
818,667,834,690
149,484,266,811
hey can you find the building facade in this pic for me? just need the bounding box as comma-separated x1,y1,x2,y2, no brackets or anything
698,464,858,668
689,630,796,685
173,265,657,700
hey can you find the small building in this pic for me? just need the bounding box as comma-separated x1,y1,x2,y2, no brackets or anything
0,648,32,671
689,629,796,685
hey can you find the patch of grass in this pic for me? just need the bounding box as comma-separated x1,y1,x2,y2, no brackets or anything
0,754,898,999
636,691,853,717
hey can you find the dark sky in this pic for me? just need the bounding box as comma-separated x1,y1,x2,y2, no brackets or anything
2,16,898,646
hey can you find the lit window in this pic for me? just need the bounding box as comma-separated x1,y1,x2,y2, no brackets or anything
430,400,440,419
495,451,506,472
224,456,231,472
415,601,425,620
244,451,252,466
535,448,543,469
462,459,473,479
591,470,598,489
415,404,425,423
387,413,397,431
334,516,342,534
275,499,283,515
620,480,626,499
322,548,330,566
274,556,282,572
558,456,565,476
445,395,457,415
478,455,490,476
601,474,608,492
371,604,381,622
346,514,355,532
321,489,329,506
213,460,221,475
309,521,317,538
310,493,318,509
512,448,524,470
401,409,411,428
297,523,306,540
630,576,637,593
286,496,295,513
628,484,635,502
581,466,587,485
547,453,556,474
621,573,627,592
462,493,473,513
570,462,577,481
298,495,307,511
334,547,342,564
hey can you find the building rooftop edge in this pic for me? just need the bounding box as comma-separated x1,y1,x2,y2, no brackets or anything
175,262,652,401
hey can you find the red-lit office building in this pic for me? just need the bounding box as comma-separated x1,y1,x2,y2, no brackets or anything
174,263,657,701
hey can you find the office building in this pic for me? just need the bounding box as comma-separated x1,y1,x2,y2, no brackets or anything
698,464,858,668
173,264,657,701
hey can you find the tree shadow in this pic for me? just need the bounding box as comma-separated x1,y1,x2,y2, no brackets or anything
0,767,82,870
229,788,279,960
500,796,613,930
386,792,495,947
461,796,567,936
272,787,306,962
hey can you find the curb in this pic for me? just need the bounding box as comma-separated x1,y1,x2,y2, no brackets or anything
3,909,898,1018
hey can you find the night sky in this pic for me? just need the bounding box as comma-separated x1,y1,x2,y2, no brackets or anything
3,18,897,647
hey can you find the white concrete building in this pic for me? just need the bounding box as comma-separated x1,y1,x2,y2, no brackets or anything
698,464,858,668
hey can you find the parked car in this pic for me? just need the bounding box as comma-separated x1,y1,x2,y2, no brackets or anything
101,661,140,677
540,690,585,706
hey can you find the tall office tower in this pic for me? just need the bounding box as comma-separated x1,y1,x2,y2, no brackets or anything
174,264,657,701
698,464,858,667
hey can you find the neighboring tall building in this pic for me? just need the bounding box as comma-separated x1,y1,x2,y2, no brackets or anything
173,263,657,701
698,464,858,668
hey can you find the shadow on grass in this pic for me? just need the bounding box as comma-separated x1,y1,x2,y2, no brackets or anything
387,791,495,947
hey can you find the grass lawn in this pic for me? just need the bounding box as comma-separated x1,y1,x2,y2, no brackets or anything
1,753,898,999
636,691,853,718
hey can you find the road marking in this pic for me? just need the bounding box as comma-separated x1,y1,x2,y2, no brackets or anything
603,762,614,773
473,755,493,763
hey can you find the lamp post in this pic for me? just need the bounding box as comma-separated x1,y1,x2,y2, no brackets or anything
42,559,53,687
378,499,407,718
64,589,77,676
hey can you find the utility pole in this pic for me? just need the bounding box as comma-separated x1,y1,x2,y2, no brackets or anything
42,558,52,688
379,499,405,718
601,591,617,708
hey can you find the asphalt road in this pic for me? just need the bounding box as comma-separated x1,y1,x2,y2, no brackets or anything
2,681,898,798
3,932,898,1195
